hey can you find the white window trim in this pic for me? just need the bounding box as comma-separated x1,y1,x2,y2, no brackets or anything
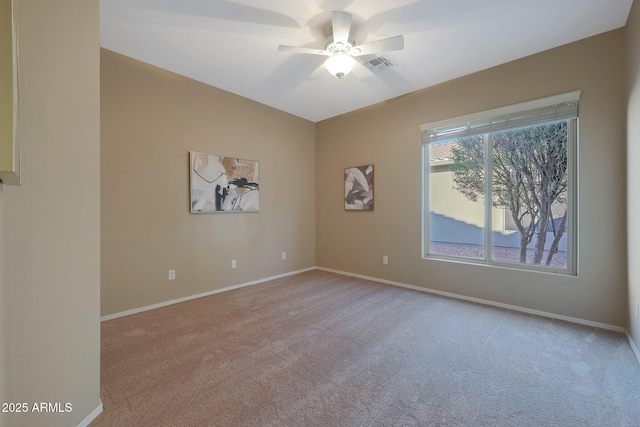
419,91,581,135
421,92,580,275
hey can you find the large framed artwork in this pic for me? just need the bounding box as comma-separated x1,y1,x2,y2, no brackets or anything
345,165,374,211
190,151,260,213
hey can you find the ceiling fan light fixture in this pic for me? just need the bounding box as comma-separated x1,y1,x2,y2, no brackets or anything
324,52,355,79
278,11,404,81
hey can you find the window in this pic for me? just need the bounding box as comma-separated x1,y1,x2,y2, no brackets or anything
421,92,579,274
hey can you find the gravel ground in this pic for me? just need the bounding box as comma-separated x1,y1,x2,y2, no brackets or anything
430,242,567,267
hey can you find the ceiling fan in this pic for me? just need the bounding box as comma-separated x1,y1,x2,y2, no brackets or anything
278,11,404,79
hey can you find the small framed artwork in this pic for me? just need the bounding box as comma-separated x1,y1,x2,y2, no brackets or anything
345,165,374,210
190,151,259,213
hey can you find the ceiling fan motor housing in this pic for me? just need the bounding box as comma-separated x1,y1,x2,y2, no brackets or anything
277,11,403,79
325,37,361,56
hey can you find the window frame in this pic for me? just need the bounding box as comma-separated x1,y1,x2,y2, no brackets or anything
421,92,579,275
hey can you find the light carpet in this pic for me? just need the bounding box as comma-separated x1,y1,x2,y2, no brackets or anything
92,269,640,426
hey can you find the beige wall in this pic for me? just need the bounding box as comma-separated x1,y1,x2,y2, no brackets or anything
0,0,12,175
0,185,5,425
0,1,101,426
316,30,628,327
627,0,640,347
429,165,506,232
0,4,634,427
100,50,316,316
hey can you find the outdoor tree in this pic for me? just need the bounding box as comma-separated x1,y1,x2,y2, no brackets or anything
450,122,569,265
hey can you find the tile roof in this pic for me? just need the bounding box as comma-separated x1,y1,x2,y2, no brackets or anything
429,141,460,161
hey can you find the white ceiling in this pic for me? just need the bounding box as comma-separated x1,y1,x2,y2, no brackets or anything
100,0,634,123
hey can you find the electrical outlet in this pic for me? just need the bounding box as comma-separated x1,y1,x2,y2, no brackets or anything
383,256,388,265
231,259,237,269
282,252,287,260
168,270,175,280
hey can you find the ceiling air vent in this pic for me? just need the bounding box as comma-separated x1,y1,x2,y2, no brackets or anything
364,55,395,74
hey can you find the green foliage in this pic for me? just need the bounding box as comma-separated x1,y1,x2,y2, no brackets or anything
450,135,485,202
449,121,569,265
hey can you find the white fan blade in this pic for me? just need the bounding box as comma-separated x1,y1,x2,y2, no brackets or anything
331,11,352,45
352,35,404,56
278,45,329,56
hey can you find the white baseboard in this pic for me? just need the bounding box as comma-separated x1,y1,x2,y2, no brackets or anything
77,402,103,427
316,267,626,333
625,330,640,365
101,265,639,366
101,267,316,321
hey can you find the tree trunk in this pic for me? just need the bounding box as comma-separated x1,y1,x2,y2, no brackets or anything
519,234,529,263
533,199,550,264
545,210,568,266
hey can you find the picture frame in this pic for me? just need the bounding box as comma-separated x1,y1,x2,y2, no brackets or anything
345,165,374,210
190,151,260,213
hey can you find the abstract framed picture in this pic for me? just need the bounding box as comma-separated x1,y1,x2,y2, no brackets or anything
190,151,259,213
345,165,374,210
